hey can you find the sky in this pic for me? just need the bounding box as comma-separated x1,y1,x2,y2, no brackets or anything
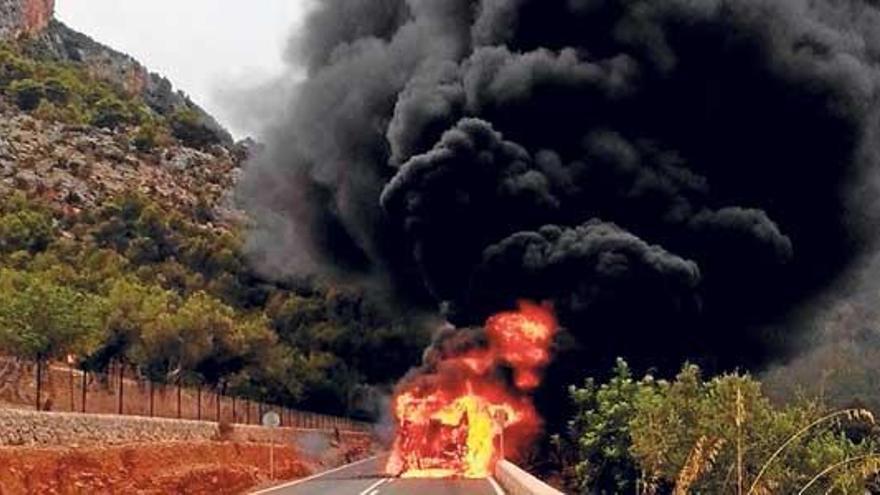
55,1,312,138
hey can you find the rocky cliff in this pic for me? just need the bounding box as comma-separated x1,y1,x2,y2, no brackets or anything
0,0,53,39
0,0,231,145
30,20,232,144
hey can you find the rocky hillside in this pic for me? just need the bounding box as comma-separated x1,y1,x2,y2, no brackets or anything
0,0,242,222
0,98,242,223
0,0,428,420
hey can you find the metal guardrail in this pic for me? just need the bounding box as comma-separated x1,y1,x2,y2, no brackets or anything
494,460,566,495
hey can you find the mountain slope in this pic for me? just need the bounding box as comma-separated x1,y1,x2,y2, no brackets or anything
0,1,429,419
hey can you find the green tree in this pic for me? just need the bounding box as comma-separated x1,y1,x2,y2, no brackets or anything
0,269,103,361
136,291,275,385
568,358,644,494
85,277,175,372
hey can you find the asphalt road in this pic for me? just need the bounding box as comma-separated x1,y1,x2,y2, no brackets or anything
251,455,505,495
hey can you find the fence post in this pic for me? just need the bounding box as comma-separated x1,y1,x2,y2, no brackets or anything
232,396,236,424
197,386,202,421
117,363,124,415
81,369,87,413
177,381,182,419
149,380,155,417
34,360,42,412
69,365,75,412
216,392,221,422
245,400,250,425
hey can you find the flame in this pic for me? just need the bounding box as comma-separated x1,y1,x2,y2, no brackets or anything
386,301,557,479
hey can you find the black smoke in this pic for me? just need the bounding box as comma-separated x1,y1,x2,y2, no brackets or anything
241,0,880,376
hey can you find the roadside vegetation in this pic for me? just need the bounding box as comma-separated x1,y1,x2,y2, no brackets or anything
0,190,429,417
555,360,880,494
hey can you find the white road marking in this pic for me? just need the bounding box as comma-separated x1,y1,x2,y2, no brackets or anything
358,478,390,495
488,476,506,495
250,454,383,494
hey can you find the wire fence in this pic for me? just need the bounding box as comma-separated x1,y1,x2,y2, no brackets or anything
0,356,370,432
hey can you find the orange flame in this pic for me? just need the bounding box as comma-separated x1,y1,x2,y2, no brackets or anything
386,301,557,479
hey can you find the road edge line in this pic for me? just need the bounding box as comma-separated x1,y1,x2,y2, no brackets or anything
489,476,506,495
250,454,383,494
357,477,390,495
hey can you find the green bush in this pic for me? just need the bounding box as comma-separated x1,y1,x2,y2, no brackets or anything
91,96,133,129
9,78,45,111
0,47,33,88
170,108,221,148
0,269,103,361
0,209,54,253
132,120,162,152
42,76,73,104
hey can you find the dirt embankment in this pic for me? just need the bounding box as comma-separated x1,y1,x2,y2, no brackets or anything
0,409,377,495
0,442,305,495
0,435,375,495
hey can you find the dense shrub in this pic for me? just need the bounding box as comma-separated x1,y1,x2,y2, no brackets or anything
91,96,134,129
132,120,165,152
8,78,44,111
0,46,33,88
565,361,879,494
43,76,73,104
0,208,54,253
170,108,221,149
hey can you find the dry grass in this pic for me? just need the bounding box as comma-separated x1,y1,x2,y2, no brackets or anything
674,436,726,495
747,408,875,495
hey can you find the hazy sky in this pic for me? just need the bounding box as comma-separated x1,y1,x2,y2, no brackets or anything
55,1,312,138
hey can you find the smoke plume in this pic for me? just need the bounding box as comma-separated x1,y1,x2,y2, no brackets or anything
241,0,880,376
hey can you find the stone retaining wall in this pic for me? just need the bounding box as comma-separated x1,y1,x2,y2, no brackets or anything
0,407,373,448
